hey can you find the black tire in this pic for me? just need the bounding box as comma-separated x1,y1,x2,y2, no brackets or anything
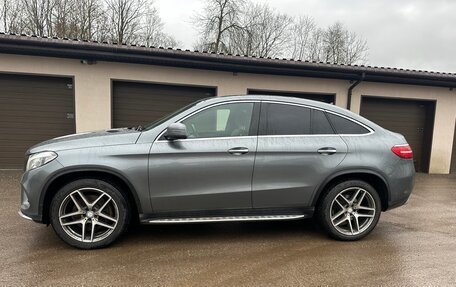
50,178,130,249
317,180,381,241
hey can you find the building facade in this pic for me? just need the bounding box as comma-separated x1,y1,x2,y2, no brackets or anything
0,34,455,173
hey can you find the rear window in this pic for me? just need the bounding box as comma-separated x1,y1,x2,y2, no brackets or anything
327,113,370,134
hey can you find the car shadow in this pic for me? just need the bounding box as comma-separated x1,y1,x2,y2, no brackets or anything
121,218,326,245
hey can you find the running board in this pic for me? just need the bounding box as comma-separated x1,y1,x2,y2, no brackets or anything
147,214,305,224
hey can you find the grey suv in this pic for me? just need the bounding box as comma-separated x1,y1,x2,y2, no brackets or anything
19,95,414,249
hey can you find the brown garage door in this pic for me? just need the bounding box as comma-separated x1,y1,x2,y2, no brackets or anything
360,97,435,172
112,81,216,128
248,89,335,104
0,74,75,169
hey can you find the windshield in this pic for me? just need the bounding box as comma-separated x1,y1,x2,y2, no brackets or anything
143,100,203,131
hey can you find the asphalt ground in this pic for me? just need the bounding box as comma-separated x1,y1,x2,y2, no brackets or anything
1,171,455,286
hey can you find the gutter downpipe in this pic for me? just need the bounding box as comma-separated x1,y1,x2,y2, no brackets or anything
347,72,365,110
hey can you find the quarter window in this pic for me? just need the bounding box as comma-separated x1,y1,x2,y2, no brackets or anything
264,103,311,135
327,113,370,134
181,103,254,139
311,110,334,134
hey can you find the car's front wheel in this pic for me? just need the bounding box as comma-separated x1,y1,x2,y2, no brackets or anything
50,178,130,249
317,180,381,241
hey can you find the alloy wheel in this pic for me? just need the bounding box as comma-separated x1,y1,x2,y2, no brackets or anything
58,188,119,243
330,187,376,236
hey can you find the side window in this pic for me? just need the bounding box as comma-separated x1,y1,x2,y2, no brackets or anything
181,103,254,139
327,113,370,134
264,103,311,135
311,110,334,134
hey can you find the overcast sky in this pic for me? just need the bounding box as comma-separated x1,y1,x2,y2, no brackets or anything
155,0,456,73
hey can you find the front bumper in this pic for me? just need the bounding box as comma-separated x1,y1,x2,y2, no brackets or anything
19,159,64,223
18,210,33,221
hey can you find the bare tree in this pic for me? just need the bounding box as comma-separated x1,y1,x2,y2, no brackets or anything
2,0,368,64
193,1,368,64
140,6,160,46
193,0,244,53
308,28,325,62
321,22,368,64
342,30,368,64
196,1,291,57
0,0,26,33
288,16,316,60
140,6,178,47
94,6,111,42
1,0,174,46
322,22,346,63
44,0,107,40
105,0,148,43
245,3,292,57
75,0,105,40
21,0,54,36
229,3,293,57
52,0,77,38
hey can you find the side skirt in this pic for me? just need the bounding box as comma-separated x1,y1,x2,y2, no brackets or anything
139,208,314,224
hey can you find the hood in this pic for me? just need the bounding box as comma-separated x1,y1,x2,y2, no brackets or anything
27,128,141,154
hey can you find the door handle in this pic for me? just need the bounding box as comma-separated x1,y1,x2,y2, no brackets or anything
228,147,249,155
318,147,337,155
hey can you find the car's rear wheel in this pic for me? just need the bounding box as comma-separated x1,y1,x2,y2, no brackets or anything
50,179,130,249
317,180,381,241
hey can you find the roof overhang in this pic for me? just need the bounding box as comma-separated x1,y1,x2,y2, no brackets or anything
0,34,455,89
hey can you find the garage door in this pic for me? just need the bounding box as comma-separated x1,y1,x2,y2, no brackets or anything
0,74,75,169
360,97,435,172
112,81,216,128
248,89,335,104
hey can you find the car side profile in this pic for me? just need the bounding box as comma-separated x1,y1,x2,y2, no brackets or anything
19,95,415,249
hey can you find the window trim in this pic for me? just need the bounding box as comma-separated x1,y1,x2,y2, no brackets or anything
259,100,374,137
155,99,374,142
155,100,260,142
325,110,374,136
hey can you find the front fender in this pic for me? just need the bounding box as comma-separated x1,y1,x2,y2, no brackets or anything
39,165,146,216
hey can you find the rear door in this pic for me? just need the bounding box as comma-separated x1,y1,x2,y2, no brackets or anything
252,102,348,208
149,101,259,212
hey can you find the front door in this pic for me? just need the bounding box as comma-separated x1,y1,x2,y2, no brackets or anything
149,102,259,212
252,102,348,208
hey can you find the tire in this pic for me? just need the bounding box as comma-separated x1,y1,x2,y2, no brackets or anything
317,180,381,241
50,178,130,249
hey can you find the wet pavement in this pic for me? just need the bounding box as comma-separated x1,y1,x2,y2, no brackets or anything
1,170,455,286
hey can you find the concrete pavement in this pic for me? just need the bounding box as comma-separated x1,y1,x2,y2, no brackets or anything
1,171,455,286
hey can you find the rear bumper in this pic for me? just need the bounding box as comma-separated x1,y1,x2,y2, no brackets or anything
385,159,415,211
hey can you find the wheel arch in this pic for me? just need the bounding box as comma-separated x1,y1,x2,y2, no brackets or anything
312,169,390,211
40,166,142,224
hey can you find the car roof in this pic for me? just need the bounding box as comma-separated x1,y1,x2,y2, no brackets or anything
199,94,334,109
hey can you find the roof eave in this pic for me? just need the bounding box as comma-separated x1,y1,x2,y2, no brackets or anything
0,36,455,89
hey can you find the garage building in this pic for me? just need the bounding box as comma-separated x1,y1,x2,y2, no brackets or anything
0,33,455,173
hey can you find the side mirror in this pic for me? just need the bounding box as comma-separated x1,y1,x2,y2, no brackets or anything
164,123,188,140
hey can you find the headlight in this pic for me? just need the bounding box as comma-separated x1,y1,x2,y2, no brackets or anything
26,151,58,171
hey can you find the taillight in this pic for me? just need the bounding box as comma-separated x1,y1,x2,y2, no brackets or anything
391,144,413,159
